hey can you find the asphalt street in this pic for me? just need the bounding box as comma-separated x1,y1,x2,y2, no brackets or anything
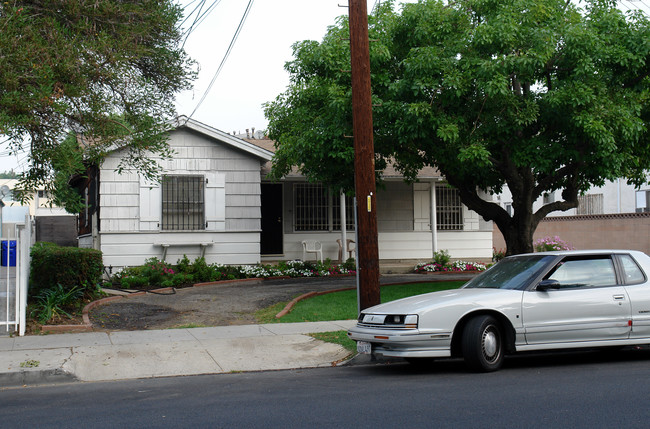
2,347,650,428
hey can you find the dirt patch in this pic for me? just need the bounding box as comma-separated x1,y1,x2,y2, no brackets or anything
90,303,180,330
87,277,358,330
86,274,476,331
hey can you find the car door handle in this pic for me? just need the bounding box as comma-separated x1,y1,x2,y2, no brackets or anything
613,295,626,301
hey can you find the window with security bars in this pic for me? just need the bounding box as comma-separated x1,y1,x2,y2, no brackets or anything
161,175,205,230
436,185,463,230
294,183,355,231
576,193,603,215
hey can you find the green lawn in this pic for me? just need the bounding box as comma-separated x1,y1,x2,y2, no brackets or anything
256,280,465,324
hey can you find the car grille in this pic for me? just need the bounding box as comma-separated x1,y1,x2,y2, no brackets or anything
356,322,415,330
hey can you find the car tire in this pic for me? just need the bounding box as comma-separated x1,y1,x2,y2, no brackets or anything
462,315,504,372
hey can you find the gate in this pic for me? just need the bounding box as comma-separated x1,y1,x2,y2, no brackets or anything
0,215,33,336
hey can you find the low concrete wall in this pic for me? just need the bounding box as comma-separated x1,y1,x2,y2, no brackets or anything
493,212,650,254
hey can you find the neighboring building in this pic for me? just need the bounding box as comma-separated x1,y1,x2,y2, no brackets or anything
0,178,74,241
75,116,494,270
493,180,650,254
495,179,650,217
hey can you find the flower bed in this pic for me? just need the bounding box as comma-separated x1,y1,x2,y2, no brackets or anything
109,257,358,290
414,260,487,273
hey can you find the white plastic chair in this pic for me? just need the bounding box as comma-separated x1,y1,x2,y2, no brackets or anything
302,240,323,263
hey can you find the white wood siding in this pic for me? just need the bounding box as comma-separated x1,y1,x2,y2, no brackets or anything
97,127,266,268
277,231,492,262
99,232,260,268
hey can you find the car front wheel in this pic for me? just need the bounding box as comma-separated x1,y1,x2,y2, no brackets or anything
462,315,504,372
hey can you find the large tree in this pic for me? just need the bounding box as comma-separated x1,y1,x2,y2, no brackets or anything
265,0,650,255
0,0,195,203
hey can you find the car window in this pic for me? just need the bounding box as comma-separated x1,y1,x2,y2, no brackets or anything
546,257,616,288
464,255,554,290
618,254,646,284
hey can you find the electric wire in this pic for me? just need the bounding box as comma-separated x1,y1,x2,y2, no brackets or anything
189,0,255,119
619,0,650,16
180,0,223,47
187,0,223,35
179,0,205,27
181,0,207,48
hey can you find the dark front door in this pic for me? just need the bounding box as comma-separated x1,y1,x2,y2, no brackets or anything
261,183,283,255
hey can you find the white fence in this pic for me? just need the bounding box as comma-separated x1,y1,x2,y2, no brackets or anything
0,215,33,336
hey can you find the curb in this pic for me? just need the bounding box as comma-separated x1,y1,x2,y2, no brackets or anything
275,287,356,319
0,368,78,388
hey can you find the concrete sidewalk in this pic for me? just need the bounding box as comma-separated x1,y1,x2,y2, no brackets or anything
0,320,356,387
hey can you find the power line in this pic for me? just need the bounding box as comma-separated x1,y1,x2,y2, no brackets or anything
179,0,205,27
189,0,255,118
188,0,223,33
181,0,208,48
619,0,650,16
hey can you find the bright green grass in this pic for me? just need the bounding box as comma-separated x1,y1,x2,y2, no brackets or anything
256,281,465,324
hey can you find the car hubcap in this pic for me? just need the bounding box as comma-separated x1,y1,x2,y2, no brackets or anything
482,328,499,362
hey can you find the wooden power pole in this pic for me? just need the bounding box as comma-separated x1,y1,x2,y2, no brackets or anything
349,0,380,310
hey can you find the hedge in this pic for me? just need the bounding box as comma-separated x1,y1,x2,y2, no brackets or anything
29,242,103,298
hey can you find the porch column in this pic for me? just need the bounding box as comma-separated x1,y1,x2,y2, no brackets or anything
431,182,438,256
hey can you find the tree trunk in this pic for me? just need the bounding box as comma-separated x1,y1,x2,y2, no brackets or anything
498,220,535,256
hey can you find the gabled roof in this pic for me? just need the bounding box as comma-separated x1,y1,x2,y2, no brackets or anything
174,116,273,161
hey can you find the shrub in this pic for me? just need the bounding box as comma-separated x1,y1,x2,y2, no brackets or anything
31,284,83,324
433,249,451,266
119,275,149,289
29,242,103,298
415,258,486,273
493,248,506,262
534,236,574,252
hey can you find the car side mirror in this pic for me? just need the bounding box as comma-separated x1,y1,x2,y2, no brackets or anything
537,279,560,291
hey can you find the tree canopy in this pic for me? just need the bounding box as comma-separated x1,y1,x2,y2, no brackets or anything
0,0,195,204
264,0,650,254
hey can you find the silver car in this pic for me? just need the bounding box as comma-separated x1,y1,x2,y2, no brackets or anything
348,250,650,372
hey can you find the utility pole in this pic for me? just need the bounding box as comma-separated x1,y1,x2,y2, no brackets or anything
349,0,380,310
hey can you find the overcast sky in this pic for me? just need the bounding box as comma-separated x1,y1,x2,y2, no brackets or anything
176,0,419,135
2,0,646,172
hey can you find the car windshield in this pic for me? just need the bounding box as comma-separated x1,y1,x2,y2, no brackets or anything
463,255,555,290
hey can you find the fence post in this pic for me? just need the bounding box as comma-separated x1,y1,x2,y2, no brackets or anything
17,214,31,336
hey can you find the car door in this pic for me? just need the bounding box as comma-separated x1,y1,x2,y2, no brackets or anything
522,255,631,345
617,253,650,339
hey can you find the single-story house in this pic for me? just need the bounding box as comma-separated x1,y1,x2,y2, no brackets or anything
75,116,493,270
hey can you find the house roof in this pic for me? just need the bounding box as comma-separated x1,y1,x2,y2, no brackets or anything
243,138,442,181
174,116,273,162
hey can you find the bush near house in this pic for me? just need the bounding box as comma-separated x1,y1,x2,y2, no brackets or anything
533,236,574,252
29,242,103,297
414,250,487,273
29,242,104,324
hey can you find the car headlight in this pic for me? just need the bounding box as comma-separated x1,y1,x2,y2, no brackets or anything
359,313,418,329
